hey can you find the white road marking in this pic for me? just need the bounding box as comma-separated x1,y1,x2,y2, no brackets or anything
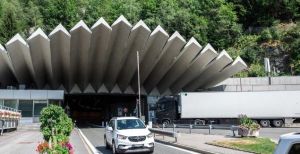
155,142,200,154
77,128,100,154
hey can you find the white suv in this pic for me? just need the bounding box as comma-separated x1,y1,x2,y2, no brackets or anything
104,117,155,154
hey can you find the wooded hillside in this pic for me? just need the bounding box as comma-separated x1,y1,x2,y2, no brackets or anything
0,0,299,76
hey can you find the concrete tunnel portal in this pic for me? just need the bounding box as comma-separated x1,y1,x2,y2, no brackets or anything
64,94,148,125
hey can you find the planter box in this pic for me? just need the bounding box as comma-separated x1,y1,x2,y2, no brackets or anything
238,127,260,137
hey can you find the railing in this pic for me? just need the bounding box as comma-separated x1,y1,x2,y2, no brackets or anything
154,124,239,136
149,128,179,142
0,105,21,135
0,105,20,112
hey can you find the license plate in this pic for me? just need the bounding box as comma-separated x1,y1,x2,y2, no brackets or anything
132,144,143,147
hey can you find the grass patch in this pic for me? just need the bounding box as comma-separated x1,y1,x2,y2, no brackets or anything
208,137,276,154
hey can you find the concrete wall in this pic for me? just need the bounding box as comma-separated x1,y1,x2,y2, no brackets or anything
208,76,300,92
0,90,64,100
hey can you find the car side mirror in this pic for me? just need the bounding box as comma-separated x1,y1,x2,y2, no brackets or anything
107,126,113,131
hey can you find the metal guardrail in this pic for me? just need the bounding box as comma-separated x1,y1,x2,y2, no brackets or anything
149,128,179,142
0,105,21,135
0,105,20,113
154,124,239,136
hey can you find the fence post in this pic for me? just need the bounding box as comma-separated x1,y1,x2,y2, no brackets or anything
173,124,176,133
162,124,165,140
209,125,212,134
189,124,192,134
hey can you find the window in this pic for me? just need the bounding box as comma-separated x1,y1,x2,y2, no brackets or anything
117,119,146,130
4,100,17,109
19,100,33,117
33,100,47,117
0,100,3,106
289,143,300,154
49,100,61,106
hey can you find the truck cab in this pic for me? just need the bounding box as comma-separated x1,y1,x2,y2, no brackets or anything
155,96,180,125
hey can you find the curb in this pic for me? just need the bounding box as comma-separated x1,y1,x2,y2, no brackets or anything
77,128,100,154
155,139,216,154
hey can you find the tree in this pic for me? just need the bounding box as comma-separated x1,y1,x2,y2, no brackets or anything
36,0,84,32
0,0,26,43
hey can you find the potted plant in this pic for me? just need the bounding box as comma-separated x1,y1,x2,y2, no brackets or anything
36,105,74,154
238,114,260,137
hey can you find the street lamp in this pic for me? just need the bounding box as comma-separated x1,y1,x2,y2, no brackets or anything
264,58,271,85
137,51,141,118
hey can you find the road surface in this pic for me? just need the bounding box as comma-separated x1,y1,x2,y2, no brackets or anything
80,127,199,154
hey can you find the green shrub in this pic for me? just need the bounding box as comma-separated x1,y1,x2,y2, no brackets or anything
238,114,260,130
40,105,73,141
259,28,273,42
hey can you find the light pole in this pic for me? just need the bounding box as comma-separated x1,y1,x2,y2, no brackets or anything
264,58,271,85
137,51,141,118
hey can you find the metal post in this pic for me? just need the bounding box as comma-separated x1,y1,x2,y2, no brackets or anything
137,51,141,118
162,124,165,130
209,125,212,134
189,124,192,134
173,124,176,132
231,125,236,137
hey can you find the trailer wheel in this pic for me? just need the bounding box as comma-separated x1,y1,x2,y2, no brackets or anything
260,120,270,127
162,119,170,126
272,120,284,127
194,119,205,125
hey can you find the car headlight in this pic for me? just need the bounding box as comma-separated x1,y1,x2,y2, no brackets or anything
117,134,127,140
147,133,153,138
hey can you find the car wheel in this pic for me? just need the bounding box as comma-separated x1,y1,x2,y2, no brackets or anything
260,120,270,127
112,141,118,154
104,136,109,149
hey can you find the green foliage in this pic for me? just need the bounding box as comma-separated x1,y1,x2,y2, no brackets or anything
248,63,267,77
228,0,300,27
0,0,26,43
40,105,73,141
0,0,299,76
238,114,260,131
211,138,276,154
260,28,273,42
282,25,300,75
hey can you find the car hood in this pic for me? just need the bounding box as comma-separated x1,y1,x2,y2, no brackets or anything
116,128,150,136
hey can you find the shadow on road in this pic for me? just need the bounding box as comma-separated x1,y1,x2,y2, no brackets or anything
96,146,111,154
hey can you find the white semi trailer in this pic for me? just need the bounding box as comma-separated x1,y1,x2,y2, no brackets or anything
155,91,300,127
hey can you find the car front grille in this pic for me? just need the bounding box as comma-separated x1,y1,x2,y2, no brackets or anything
128,136,146,142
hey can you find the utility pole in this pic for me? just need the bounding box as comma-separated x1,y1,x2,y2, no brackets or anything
137,51,141,118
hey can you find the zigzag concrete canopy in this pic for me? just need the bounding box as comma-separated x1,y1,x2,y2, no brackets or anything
0,16,247,95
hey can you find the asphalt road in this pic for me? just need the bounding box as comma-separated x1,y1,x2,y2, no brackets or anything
80,127,199,154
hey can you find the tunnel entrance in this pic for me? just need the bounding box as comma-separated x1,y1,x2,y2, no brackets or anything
64,94,147,124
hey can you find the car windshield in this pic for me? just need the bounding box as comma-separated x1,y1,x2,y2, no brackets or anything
117,119,146,130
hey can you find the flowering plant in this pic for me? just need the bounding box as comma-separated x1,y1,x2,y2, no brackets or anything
238,114,260,131
37,105,74,154
36,138,74,154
